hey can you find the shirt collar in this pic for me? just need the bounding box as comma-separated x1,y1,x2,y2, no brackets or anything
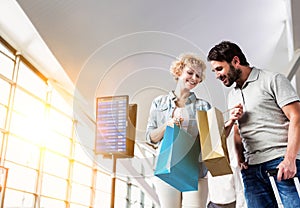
234,67,259,89
187,92,197,104
169,91,196,104
169,90,177,101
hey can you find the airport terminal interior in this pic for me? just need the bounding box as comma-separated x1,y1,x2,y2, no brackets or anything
0,0,300,207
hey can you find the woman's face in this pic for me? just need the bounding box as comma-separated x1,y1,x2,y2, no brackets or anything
178,65,203,90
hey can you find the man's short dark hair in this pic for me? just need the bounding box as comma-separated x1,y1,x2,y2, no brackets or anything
207,41,249,66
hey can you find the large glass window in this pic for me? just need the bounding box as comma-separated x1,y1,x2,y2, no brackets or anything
114,178,129,207
41,173,67,200
73,142,94,166
44,131,72,156
17,59,47,98
5,161,37,193
4,189,35,208
0,105,7,130
0,78,10,106
5,135,40,169
48,108,73,137
94,187,111,207
70,183,91,205
40,197,66,208
0,37,156,208
43,150,69,179
0,79,10,130
0,43,15,80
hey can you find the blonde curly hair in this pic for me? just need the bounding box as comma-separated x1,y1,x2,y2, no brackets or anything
170,53,206,81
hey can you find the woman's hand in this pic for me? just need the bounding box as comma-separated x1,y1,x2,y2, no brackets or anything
167,117,183,127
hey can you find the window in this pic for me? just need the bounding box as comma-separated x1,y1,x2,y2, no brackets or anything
5,161,37,193
0,37,156,208
0,42,15,80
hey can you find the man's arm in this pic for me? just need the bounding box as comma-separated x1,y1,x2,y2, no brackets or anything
233,124,248,169
277,101,300,180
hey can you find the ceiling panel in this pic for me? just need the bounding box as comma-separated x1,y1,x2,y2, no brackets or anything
2,0,297,140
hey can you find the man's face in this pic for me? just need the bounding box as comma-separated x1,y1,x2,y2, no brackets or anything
210,60,241,87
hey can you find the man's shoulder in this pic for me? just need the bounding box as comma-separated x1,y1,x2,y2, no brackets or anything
255,67,282,77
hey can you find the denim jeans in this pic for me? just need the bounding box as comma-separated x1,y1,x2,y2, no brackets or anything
241,157,300,208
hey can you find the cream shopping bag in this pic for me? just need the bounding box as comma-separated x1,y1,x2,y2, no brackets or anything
196,107,232,176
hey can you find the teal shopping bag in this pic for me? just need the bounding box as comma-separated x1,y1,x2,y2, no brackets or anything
154,125,200,192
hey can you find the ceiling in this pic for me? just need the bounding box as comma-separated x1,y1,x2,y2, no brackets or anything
1,0,300,141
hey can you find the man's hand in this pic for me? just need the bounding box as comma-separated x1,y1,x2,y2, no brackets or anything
229,103,243,121
276,158,297,181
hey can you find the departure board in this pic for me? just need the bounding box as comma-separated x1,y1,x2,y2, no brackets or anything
96,95,133,156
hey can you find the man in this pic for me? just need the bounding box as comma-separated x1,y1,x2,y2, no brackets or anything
207,41,300,207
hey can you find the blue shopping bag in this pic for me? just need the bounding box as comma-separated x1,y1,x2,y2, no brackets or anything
154,125,200,192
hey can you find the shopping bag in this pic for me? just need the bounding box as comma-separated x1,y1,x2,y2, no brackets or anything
154,125,200,192
196,107,232,176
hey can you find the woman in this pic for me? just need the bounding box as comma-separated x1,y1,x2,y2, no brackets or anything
146,53,210,208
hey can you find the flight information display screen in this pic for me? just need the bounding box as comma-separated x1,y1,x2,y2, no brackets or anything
95,95,129,155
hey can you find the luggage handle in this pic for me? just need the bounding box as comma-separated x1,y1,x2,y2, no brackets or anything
266,168,284,208
266,168,278,177
266,168,300,204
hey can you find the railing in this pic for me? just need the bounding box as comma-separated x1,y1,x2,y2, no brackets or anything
285,49,300,81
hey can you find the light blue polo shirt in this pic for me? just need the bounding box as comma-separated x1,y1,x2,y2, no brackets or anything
228,67,300,165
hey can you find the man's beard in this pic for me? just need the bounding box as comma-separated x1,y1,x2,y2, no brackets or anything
225,64,242,87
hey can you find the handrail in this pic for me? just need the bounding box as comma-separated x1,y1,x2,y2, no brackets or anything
285,49,300,81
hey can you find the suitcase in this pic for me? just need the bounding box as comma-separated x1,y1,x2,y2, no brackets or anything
266,169,300,208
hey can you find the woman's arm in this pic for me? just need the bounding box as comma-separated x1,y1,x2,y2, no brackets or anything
146,96,177,145
149,122,168,144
